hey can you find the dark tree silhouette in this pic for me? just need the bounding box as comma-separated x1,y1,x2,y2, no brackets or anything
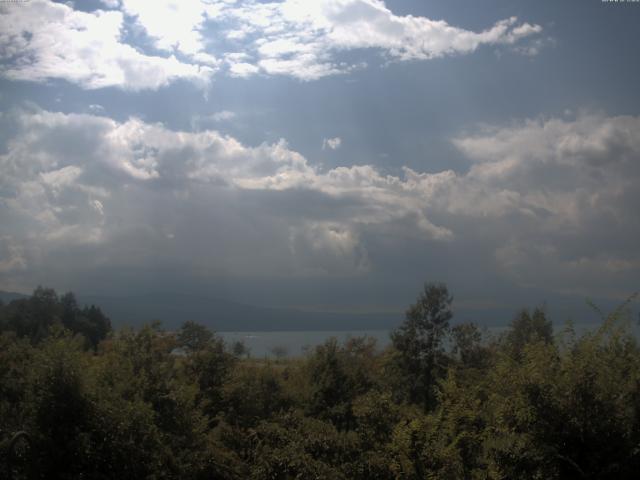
391,282,453,410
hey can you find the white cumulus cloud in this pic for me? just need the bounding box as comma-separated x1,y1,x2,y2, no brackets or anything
322,137,342,150
219,0,545,80
0,0,215,90
0,0,545,88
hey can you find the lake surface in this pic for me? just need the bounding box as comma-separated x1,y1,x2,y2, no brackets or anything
219,330,392,357
220,322,640,358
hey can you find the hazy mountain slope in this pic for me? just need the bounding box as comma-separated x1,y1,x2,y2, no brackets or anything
0,290,28,304
79,293,402,332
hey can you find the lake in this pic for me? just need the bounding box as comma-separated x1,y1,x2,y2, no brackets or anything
218,330,392,357
219,322,640,358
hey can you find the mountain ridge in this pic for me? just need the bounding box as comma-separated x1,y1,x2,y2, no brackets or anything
76,292,402,332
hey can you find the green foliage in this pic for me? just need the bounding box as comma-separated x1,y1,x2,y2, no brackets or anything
26,330,94,477
0,287,111,348
1,284,639,479
245,413,360,479
305,337,378,430
180,327,237,419
390,282,453,409
503,307,553,359
232,340,250,358
223,362,290,428
177,320,214,353
451,322,487,367
483,305,640,479
0,333,33,432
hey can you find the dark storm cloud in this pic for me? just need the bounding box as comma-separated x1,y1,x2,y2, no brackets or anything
1,107,639,307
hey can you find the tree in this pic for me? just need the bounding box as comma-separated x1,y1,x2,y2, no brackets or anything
270,345,288,360
4,287,61,342
305,337,377,430
451,322,487,368
391,282,453,410
27,330,92,477
222,364,288,428
181,329,236,418
79,304,111,348
503,307,553,359
1,288,111,348
60,292,111,348
232,340,250,358
177,320,214,353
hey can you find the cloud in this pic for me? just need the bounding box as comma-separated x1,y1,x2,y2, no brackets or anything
289,222,370,275
0,0,215,90
2,107,638,298
116,0,222,63
88,104,105,113
0,236,27,274
322,137,342,150
227,60,261,78
100,0,122,8
0,107,453,287
190,110,237,131
0,1,544,89
452,114,640,296
219,0,544,80
209,110,237,122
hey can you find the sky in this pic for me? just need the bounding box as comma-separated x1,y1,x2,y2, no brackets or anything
1,0,639,324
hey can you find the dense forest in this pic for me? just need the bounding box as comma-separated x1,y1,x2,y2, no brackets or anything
1,284,639,479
